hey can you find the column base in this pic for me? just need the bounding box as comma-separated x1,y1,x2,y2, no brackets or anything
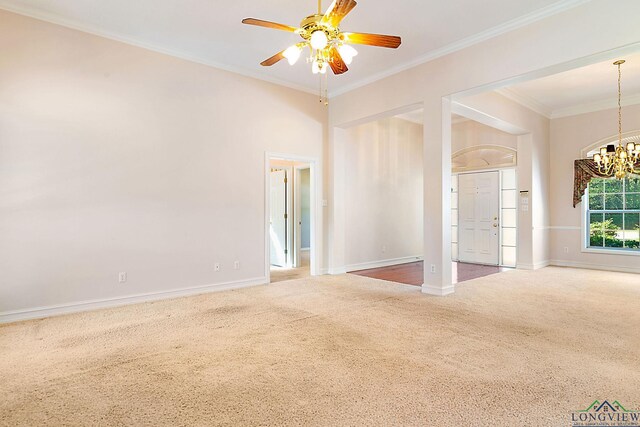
421,284,455,296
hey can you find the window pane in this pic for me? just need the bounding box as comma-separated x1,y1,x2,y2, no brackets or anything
502,228,517,247
604,213,623,247
452,195,458,209
502,209,517,228
626,194,640,210
604,194,623,210
451,210,458,226
452,226,458,244
502,189,517,209
451,175,458,193
589,213,604,247
452,243,458,260
625,212,640,230
624,213,640,249
605,179,623,193
626,177,640,193
502,246,516,267
589,178,605,194
501,169,517,190
589,193,604,210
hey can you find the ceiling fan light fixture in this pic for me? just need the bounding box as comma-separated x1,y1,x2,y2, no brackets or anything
283,44,303,65
338,44,358,64
310,30,329,50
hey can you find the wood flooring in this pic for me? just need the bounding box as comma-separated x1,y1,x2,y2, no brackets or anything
350,261,510,286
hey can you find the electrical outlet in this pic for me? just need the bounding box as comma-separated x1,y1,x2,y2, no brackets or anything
430,264,436,273
563,247,569,253
234,261,240,270
214,263,220,272
118,272,127,283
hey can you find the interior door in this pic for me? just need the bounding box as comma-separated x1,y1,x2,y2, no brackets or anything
458,171,500,265
270,170,287,267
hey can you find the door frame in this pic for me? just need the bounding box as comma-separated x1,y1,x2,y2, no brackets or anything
293,165,311,268
456,166,518,267
265,152,321,283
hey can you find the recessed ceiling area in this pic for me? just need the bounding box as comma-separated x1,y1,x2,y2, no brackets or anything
499,51,640,118
0,0,582,95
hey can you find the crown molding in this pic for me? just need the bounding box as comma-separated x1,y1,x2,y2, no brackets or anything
495,88,553,118
550,93,640,118
0,0,592,99
328,0,593,98
0,2,317,96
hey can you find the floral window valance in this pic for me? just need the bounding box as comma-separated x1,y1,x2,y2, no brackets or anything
573,159,610,207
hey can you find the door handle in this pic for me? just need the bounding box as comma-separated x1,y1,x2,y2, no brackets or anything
493,223,498,228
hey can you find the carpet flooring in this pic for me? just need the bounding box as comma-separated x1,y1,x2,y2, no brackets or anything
1,267,639,426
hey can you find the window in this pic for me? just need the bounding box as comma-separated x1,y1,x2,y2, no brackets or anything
587,176,640,251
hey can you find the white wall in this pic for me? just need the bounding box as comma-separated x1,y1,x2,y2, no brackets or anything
549,103,640,273
344,117,423,270
0,10,326,319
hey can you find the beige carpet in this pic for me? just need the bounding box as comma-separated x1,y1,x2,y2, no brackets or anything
1,267,639,426
270,250,310,283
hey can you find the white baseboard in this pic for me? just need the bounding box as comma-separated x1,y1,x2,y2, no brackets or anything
345,255,423,273
517,260,550,270
301,247,310,252
549,260,640,274
422,284,455,296
0,276,268,324
328,267,347,275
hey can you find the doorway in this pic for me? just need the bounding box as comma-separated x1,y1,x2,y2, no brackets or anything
458,171,500,265
266,154,317,283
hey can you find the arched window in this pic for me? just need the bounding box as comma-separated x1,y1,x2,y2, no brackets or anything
582,131,640,254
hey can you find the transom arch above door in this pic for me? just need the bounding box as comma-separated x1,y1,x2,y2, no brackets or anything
452,145,517,173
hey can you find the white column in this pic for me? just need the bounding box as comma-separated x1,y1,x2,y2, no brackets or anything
422,98,454,296
328,126,347,274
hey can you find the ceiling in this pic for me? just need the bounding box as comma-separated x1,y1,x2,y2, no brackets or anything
0,0,584,95
500,52,640,118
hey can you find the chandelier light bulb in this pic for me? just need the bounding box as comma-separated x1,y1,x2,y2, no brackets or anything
338,44,358,65
319,62,327,74
312,61,320,74
283,45,302,65
310,30,328,50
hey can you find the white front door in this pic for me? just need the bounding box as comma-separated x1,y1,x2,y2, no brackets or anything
458,171,500,265
270,170,287,267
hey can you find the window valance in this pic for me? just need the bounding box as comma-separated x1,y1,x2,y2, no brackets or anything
573,159,610,207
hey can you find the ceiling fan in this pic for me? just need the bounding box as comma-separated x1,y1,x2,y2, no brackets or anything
242,0,401,75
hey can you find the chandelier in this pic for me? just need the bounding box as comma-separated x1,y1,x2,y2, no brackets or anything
592,60,640,179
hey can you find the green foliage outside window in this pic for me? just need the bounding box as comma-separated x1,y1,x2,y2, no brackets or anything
587,176,640,250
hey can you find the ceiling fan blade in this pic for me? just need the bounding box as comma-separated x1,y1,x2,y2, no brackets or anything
328,46,348,75
341,32,401,48
323,0,357,27
242,18,298,33
260,50,286,67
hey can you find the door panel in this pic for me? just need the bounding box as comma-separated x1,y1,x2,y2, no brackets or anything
458,172,500,265
270,170,287,267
